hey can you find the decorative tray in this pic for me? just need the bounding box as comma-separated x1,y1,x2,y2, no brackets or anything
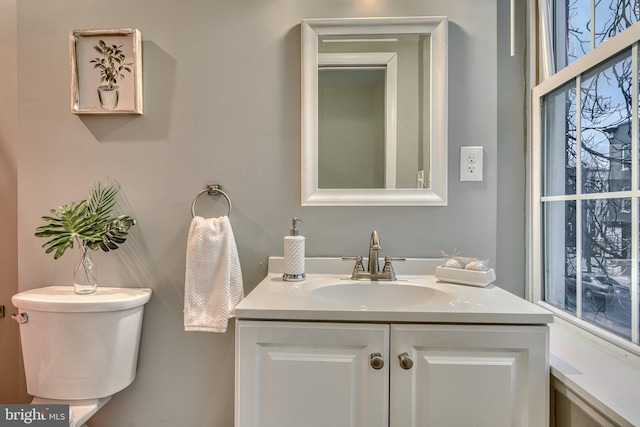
434,266,496,287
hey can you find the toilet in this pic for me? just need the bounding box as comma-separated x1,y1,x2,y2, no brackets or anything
11,286,152,427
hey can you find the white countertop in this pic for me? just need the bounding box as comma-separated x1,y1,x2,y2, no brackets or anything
235,257,553,324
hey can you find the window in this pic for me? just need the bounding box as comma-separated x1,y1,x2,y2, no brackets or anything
532,1,640,350
554,0,640,69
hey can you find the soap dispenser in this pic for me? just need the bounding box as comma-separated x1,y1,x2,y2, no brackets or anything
283,218,305,281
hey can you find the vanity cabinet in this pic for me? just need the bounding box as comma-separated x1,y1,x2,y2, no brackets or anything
235,321,389,426
235,320,549,427
389,324,548,426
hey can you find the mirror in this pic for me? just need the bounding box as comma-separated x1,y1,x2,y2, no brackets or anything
301,17,448,206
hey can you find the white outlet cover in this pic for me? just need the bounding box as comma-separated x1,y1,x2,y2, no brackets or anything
460,146,483,181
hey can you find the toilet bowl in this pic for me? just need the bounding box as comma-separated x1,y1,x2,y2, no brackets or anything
12,286,152,427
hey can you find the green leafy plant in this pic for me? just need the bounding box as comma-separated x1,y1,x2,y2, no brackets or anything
89,40,132,89
35,181,135,259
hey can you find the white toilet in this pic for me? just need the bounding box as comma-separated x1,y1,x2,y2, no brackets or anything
11,286,152,427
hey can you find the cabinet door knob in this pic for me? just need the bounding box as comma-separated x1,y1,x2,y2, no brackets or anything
398,352,413,370
370,353,385,370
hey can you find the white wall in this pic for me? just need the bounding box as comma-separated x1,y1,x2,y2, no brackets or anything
14,0,524,425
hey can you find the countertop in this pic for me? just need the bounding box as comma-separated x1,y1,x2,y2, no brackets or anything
235,257,553,324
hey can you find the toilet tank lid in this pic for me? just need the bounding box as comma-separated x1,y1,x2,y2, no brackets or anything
11,286,152,312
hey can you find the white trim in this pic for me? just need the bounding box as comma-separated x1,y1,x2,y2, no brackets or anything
542,191,640,202
632,44,639,345
574,75,583,320
510,0,516,56
529,91,542,303
549,318,640,426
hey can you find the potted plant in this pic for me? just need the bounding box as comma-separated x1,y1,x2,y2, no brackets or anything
90,40,132,110
35,181,135,294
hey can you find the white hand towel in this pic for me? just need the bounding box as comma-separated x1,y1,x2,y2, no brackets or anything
184,216,244,332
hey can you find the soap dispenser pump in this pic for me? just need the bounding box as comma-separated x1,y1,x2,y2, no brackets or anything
283,218,305,281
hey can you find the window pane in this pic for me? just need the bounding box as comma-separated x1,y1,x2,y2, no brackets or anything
543,82,577,196
555,1,640,69
581,198,632,339
565,0,592,65
544,200,577,314
581,51,633,194
595,0,640,48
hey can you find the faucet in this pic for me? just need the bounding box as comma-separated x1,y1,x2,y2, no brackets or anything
368,231,381,275
343,231,404,281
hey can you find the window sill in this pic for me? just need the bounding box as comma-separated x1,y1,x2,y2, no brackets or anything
550,318,640,426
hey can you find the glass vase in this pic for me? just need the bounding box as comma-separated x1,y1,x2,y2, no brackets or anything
73,245,97,295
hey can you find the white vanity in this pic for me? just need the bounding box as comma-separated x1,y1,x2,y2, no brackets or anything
235,257,553,427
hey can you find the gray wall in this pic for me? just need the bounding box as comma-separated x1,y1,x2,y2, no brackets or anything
13,0,525,425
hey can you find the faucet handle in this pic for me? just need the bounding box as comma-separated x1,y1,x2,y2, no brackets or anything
342,256,365,271
382,256,405,280
343,256,365,279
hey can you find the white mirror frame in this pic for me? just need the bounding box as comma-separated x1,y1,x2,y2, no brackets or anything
301,16,448,206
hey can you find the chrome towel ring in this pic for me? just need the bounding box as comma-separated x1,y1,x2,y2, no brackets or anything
191,184,232,218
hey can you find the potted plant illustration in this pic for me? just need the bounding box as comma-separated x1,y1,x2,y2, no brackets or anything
35,181,135,295
90,40,132,110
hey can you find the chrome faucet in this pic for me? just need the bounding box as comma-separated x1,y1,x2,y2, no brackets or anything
368,230,381,275
343,231,404,281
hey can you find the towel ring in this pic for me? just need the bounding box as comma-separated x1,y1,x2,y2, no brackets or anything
191,184,232,218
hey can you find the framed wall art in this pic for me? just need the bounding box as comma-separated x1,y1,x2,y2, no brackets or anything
70,29,143,115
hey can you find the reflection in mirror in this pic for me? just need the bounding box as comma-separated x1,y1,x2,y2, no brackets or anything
301,17,448,206
318,52,396,189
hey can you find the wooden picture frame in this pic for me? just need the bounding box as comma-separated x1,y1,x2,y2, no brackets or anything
70,29,143,115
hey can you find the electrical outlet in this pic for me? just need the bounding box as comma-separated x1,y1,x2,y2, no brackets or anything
460,146,483,181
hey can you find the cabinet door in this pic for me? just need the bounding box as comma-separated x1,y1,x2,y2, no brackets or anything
236,320,389,427
390,324,549,427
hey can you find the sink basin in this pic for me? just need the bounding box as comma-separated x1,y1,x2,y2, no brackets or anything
309,282,452,308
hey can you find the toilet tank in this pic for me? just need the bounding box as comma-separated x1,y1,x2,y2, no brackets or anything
12,286,152,400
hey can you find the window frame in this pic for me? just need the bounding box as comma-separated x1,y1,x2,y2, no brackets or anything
530,22,640,354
